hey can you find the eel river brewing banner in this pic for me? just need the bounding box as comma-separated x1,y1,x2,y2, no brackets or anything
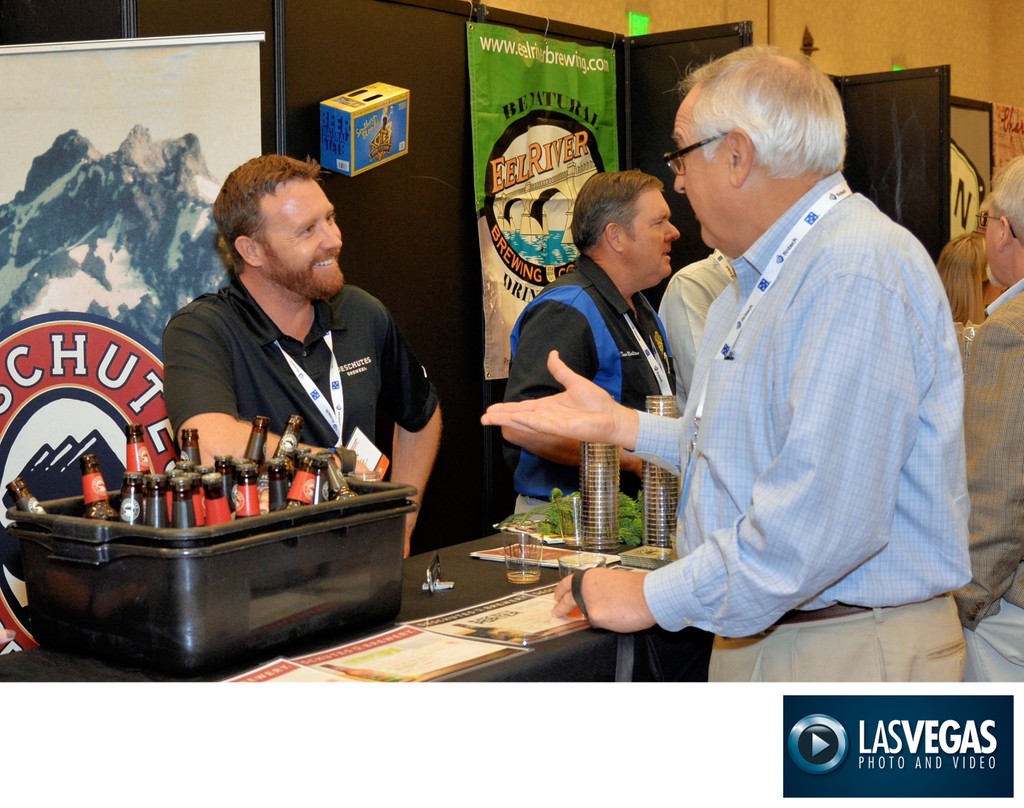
467,22,618,379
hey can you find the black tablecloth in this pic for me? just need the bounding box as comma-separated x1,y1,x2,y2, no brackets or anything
0,536,711,682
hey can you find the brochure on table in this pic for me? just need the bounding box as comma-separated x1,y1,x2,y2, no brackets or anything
226,585,585,681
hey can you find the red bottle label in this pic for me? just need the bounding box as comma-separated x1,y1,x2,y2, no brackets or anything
204,496,232,525
192,491,206,526
234,483,261,517
126,443,151,473
287,470,315,504
81,472,108,504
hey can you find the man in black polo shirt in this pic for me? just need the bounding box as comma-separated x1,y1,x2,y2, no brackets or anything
162,155,441,553
502,170,678,509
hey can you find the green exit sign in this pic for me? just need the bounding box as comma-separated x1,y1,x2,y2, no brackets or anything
628,12,650,36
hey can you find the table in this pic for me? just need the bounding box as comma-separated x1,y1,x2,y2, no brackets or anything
0,536,711,682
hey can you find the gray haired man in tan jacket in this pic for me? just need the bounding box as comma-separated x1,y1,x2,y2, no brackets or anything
956,155,1024,680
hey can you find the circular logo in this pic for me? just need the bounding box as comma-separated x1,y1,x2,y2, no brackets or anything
120,498,141,522
788,714,848,774
0,313,175,648
482,110,605,288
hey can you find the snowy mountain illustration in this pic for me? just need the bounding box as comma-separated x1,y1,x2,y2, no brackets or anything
0,125,230,349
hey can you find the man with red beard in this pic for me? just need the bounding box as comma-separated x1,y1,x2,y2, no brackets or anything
163,155,441,552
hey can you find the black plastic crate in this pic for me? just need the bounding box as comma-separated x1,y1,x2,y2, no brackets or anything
7,481,416,675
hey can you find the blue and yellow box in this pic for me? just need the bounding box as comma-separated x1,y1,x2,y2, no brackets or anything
320,82,409,176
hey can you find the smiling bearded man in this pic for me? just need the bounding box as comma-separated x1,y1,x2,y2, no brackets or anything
162,154,441,554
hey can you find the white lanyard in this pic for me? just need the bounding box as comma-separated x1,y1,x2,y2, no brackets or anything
623,308,673,396
694,179,851,424
276,331,345,444
680,180,850,510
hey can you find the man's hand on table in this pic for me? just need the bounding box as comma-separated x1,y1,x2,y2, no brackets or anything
552,567,657,632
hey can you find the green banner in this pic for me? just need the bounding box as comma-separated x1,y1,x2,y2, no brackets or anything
467,22,618,379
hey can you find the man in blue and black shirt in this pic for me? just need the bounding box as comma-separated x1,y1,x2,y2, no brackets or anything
502,170,678,510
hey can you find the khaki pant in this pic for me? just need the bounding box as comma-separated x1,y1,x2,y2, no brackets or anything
964,598,1024,681
709,594,965,682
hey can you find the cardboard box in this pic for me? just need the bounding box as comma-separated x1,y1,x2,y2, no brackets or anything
320,82,409,176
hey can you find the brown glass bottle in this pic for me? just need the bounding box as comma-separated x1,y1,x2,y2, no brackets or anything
317,451,356,501
201,473,232,525
124,423,152,473
242,415,270,467
181,472,205,527
214,455,236,513
266,458,290,511
6,476,46,514
79,454,118,521
143,474,170,528
119,472,145,525
272,415,304,471
285,455,317,508
179,428,203,465
233,462,262,518
170,476,197,528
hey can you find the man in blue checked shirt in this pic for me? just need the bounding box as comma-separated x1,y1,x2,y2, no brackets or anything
482,45,970,682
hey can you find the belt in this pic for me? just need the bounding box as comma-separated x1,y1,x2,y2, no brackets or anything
774,602,872,626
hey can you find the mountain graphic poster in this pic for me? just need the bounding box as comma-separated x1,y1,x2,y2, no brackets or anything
0,34,262,652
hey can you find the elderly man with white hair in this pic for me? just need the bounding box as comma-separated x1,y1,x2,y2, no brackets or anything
483,45,971,682
956,156,1024,680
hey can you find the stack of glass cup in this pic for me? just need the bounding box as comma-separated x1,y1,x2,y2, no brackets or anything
642,394,681,549
579,442,619,552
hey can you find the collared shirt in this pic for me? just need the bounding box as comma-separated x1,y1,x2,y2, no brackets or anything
658,250,734,407
504,255,673,499
985,275,1024,316
163,275,438,449
634,173,971,637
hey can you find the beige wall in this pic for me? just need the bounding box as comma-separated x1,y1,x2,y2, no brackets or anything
484,0,1024,109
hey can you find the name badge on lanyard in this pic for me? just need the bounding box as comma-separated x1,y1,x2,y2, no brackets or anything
276,331,345,445
682,178,851,504
623,308,673,397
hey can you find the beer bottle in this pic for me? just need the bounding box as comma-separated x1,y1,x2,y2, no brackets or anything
119,472,145,525
266,458,290,512
179,428,203,465
143,474,169,528
233,462,262,518
317,451,356,501
200,473,232,526
242,415,270,467
124,423,152,474
214,455,236,514
272,415,304,472
170,476,197,528
285,455,317,509
6,476,46,514
79,454,118,521
183,471,205,527
194,466,213,524
309,456,330,505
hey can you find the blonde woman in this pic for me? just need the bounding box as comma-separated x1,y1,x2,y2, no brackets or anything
936,231,987,324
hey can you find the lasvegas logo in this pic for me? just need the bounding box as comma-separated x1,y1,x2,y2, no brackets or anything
783,695,1013,798
0,313,175,652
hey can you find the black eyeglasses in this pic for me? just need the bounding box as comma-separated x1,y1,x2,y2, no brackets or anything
663,134,724,176
977,210,1018,239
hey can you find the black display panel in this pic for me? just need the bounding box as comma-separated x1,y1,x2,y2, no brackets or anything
624,22,752,306
839,66,950,261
